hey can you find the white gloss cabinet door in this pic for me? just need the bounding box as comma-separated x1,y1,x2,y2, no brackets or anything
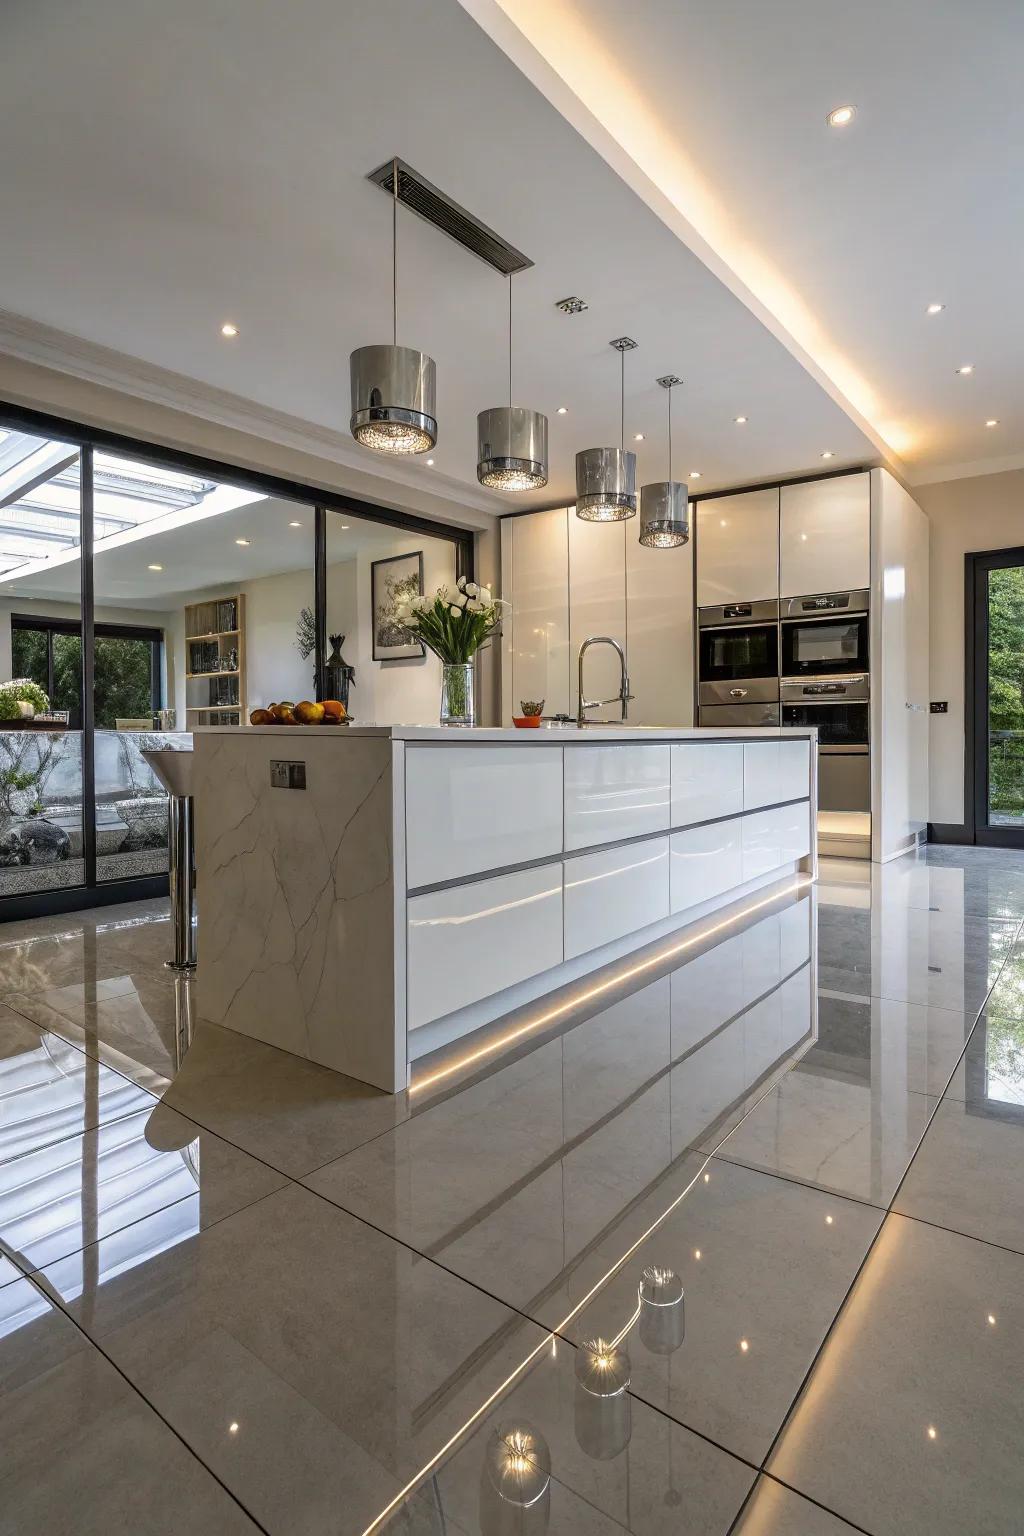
695,489,780,606
780,472,870,598
626,527,693,725
563,744,670,850
670,819,743,913
569,514,627,718
563,838,670,959
741,803,811,882
743,740,810,808
671,743,744,825
510,508,570,720
405,745,563,888
407,866,563,1029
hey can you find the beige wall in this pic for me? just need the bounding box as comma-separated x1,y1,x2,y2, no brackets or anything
918,467,1024,827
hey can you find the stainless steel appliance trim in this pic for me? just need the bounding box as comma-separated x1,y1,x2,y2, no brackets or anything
698,701,782,727
698,598,780,628
700,677,780,707
781,674,870,702
781,589,869,618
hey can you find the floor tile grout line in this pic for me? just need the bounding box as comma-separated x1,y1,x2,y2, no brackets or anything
752,912,1024,1488
725,1468,877,1536
704,1147,893,1216
18,1264,275,1536
885,1204,1024,1264
0,1171,291,1290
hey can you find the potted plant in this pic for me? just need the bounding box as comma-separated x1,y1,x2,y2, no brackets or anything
514,699,545,729
396,578,504,727
0,678,50,722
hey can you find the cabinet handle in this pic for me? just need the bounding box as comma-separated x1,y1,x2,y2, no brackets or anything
729,687,749,699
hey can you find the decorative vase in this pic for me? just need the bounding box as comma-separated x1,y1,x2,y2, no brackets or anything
439,662,475,728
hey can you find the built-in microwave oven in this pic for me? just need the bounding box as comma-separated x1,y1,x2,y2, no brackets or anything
780,589,869,679
698,599,779,707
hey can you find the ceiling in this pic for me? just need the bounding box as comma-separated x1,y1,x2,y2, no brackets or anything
464,0,1024,484
0,0,882,520
2,487,451,610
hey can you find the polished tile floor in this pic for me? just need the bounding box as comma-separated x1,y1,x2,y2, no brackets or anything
2,847,1024,1532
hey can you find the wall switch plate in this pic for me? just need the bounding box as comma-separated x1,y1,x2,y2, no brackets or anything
930,701,948,714
270,760,306,789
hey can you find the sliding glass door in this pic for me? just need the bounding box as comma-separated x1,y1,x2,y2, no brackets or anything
971,549,1024,846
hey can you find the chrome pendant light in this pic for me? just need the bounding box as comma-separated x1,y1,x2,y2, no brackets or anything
350,159,437,455
576,337,637,521
639,375,689,547
477,275,548,491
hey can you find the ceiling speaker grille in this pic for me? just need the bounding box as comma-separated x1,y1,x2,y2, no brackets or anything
367,158,533,275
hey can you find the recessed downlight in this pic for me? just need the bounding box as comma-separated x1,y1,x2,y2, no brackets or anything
926,303,945,315
689,470,701,479
734,415,748,424
827,104,855,128
340,524,350,530
634,433,645,441
821,450,835,459
235,537,251,546
220,322,239,338
147,563,163,571
557,406,568,415
289,520,302,527
956,365,974,375
426,458,435,466
986,419,999,428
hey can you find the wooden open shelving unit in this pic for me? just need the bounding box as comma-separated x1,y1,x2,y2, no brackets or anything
184,593,247,727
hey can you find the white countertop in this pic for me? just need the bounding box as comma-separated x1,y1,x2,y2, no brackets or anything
194,723,817,742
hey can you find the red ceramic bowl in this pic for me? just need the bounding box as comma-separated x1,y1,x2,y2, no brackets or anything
512,716,542,729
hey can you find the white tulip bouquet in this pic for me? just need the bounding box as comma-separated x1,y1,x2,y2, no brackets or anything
397,578,504,664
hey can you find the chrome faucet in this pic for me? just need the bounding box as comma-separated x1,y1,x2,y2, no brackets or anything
577,636,633,726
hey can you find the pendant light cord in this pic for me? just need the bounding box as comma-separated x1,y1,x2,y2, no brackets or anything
667,382,673,480
508,274,513,408
392,158,398,347
620,345,625,450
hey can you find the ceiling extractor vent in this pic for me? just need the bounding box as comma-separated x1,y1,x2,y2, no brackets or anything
367,158,532,275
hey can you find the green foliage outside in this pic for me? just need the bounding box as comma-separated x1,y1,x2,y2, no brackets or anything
11,628,155,729
988,565,1024,818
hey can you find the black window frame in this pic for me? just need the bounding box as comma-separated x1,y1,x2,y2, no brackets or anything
11,613,163,726
0,399,474,920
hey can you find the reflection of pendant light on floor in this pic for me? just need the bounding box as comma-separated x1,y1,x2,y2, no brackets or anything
574,1338,632,1460
638,1264,686,1353
639,376,689,548
480,1421,552,1534
478,275,548,491
576,338,637,521
350,159,437,455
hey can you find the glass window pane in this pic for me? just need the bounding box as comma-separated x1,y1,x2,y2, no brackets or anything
0,435,84,898
987,565,1024,827
91,454,312,881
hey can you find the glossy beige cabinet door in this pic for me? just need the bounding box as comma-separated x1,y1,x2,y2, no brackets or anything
780,472,870,598
626,526,693,724
569,514,627,718
507,507,570,719
696,488,779,606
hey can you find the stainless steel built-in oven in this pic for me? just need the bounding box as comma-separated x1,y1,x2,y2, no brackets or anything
698,600,780,724
780,589,869,679
782,673,870,812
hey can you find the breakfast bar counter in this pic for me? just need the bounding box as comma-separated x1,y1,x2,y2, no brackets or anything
193,724,817,1091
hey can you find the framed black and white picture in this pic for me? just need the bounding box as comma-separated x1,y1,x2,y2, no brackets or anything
371,551,425,661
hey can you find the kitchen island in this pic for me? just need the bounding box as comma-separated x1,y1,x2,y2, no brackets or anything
193,725,817,1091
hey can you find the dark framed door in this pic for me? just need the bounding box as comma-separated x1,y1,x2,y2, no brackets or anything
967,547,1024,847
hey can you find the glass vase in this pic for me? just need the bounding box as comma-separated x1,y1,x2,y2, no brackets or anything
439,662,475,728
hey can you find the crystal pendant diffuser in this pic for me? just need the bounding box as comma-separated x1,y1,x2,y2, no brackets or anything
576,337,638,521
639,374,689,547
350,158,438,457
575,446,637,521
477,406,548,490
350,344,437,455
